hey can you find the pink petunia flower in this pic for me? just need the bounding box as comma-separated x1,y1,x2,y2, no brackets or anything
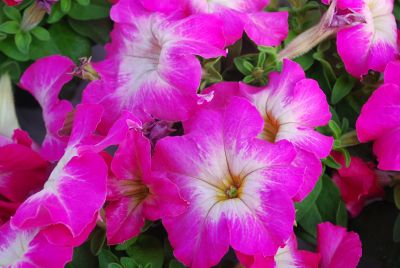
356,61,400,170
0,222,73,267
204,59,333,201
332,0,398,77
153,97,304,267
10,104,111,246
181,0,288,46
2,0,22,6
19,55,75,162
236,234,320,268
317,222,362,268
82,0,226,131
105,121,187,244
331,152,384,217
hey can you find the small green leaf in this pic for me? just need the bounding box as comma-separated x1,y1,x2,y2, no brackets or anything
234,57,253,75
14,31,31,54
115,236,138,251
3,6,21,21
90,228,106,256
68,0,111,20
294,53,314,71
394,185,400,210
336,148,351,167
0,60,21,80
68,18,112,44
30,26,50,41
322,156,342,170
0,32,7,41
76,0,91,6
99,249,119,268
336,201,348,227
341,118,349,133
120,257,139,268
328,120,342,139
61,0,72,13
331,74,356,104
296,177,323,221
126,235,164,268
47,4,66,24
108,264,123,268
257,52,266,67
0,36,30,61
0,21,20,34
393,214,400,242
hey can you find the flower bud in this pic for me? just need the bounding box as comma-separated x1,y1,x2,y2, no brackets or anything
20,2,46,32
0,73,20,138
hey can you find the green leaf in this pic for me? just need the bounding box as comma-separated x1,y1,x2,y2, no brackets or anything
68,18,112,44
393,214,400,242
243,75,255,84
120,257,139,268
234,57,253,75
296,177,323,221
336,148,351,167
3,6,21,21
298,204,322,241
331,74,356,104
126,235,164,268
99,249,119,268
30,26,50,41
0,60,21,80
14,31,31,54
0,21,20,34
169,260,185,268
76,0,91,6
322,156,342,169
68,241,98,268
0,36,30,61
108,264,123,268
328,120,342,139
68,0,111,20
47,4,66,24
0,32,6,41
115,236,138,251
257,52,266,67
61,0,72,13
90,227,106,256
394,185,400,210
294,52,314,71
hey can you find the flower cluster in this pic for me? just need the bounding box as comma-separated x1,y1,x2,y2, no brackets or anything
1,0,399,267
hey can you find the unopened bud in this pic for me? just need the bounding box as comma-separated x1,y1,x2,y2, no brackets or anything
20,2,46,31
0,73,20,138
72,57,100,81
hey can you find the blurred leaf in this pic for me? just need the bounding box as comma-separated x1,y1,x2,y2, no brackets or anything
328,120,342,139
294,52,314,71
331,74,356,104
31,26,50,41
48,4,66,24
120,257,139,268
99,249,119,268
68,18,112,44
322,156,341,170
3,6,21,21
296,177,323,221
76,0,91,6
108,264,123,268
68,241,98,268
0,21,20,34
0,36,29,61
115,236,138,251
90,227,106,256
68,0,111,20
393,214,400,242
234,57,253,75
0,60,21,80
61,0,72,13
126,235,164,268
336,201,348,227
15,31,31,54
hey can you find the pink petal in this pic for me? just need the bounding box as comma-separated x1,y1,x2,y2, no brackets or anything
384,60,400,86
373,127,400,170
317,222,362,268
19,55,74,162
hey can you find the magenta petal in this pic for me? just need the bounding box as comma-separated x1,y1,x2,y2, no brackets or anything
19,55,74,161
0,222,73,267
317,222,362,268
373,128,400,170
244,11,288,46
384,61,400,86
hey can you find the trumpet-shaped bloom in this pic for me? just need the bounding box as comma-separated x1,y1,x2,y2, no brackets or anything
317,222,362,268
153,97,303,267
105,124,187,244
334,0,398,77
83,0,226,130
236,234,320,268
356,61,400,170
19,55,75,162
331,152,384,217
11,104,109,245
205,60,333,201
181,0,288,46
0,222,73,268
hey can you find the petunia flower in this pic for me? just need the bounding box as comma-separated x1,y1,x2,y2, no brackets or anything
0,222,73,267
82,0,226,131
236,234,320,268
204,59,333,201
356,61,400,170
317,222,362,268
331,152,384,217
105,122,187,244
335,0,398,77
19,55,75,162
10,104,111,245
153,97,303,267
179,0,288,46
2,0,22,6
279,0,398,78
